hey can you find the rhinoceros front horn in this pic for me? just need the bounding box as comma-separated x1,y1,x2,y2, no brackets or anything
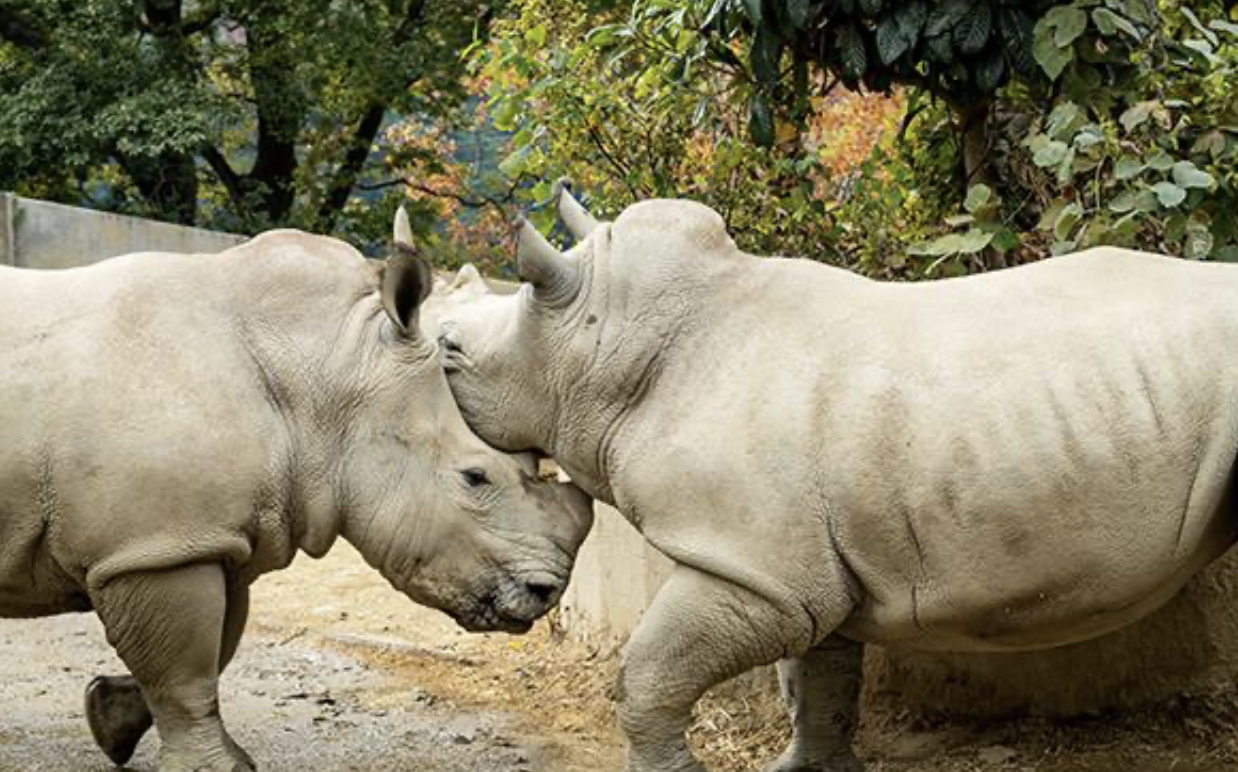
516,217,579,306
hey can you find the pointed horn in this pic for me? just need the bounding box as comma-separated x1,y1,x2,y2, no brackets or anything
393,204,414,247
553,178,599,240
516,217,579,305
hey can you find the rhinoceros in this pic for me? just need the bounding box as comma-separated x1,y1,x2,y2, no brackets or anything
0,211,593,772
436,184,1238,772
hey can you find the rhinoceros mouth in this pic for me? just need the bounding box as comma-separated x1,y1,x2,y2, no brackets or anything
450,594,536,634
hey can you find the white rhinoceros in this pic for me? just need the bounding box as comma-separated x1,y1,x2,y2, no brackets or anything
0,211,593,772
436,184,1238,772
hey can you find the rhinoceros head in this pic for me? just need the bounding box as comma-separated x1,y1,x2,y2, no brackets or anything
437,182,738,500
343,208,593,634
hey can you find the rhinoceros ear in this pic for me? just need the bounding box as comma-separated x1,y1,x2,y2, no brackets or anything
381,242,433,336
516,217,579,306
553,178,599,241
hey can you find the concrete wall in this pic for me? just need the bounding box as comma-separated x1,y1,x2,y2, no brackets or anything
559,482,1238,717
0,193,245,269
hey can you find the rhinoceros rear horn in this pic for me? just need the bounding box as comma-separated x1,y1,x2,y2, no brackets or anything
393,204,414,247
516,217,579,306
553,178,599,240
381,243,433,336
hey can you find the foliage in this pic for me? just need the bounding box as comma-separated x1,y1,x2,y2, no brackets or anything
1016,1,1238,260
908,183,1019,273
469,0,845,262
0,0,494,241
679,0,1061,141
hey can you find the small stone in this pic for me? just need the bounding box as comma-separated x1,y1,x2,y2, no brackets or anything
977,745,1017,765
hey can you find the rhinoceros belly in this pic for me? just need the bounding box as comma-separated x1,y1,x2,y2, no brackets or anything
821,259,1238,652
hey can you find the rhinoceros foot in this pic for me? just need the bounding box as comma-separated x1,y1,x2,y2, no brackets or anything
85,675,153,765
762,752,864,772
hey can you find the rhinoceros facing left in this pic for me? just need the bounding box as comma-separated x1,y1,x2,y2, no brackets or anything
438,184,1238,772
0,212,593,772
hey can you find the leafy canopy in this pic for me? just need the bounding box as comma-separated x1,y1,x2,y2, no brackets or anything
0,0,493,239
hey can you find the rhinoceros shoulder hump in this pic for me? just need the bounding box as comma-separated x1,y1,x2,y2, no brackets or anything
614,199,735,254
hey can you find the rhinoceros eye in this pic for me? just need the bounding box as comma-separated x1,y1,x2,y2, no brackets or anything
461,468,490,488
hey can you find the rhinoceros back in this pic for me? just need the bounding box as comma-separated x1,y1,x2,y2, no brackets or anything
0,236,372,607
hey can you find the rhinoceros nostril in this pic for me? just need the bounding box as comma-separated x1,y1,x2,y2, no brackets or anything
524,580,557,605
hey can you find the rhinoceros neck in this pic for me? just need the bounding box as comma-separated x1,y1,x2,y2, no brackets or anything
224,239,383,561
545,254,738,505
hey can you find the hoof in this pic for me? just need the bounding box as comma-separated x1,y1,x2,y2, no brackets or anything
85,676,154,766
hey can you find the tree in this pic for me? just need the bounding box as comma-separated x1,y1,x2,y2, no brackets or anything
0,0,496,236
611,0,1156,187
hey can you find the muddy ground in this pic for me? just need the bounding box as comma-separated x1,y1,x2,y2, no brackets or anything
2,544,1238,772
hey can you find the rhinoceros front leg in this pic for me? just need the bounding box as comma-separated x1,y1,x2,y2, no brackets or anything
764,636,865,772
91,563,253,772
618,566,852,772
86,578,251,767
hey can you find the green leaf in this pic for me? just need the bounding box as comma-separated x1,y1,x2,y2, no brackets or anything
1216,246,1238,263
1210,20,1238,38
1146,150,1175,172
953,3,992,55
896,1,928,39
1153,181,1186,208
964,184,993,213
1181,6,1219,46
1172,161,1215,190
925,33,954,63
837,23,868,81
876,17,912,64
1114,156,1145,180
1108,189,1141,213
1033,140,1070,168
998,8,1038,76
751,24,783,85
748,92,774,147
989,227,1021,253
1192,131,1228,160
1092,8,1141,40
1033,22,1074,80
1046,102,1084,140
1119,101,1157,132
926,0,973,37
787,0,814,28
1054,202,1084,241
955,229,995,254
1183,39,1223,66
1046,5,1089,47
524,24,547,47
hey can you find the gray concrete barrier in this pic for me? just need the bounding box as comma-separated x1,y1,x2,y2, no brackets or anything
0,193,245,269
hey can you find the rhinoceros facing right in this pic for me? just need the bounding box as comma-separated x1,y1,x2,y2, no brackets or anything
0,211,593,772
437,184,1238,772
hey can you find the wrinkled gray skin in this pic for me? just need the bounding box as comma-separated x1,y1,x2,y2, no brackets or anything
0,211,593,772
438,185,1238,772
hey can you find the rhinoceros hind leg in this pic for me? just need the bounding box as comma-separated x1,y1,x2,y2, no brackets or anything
763,635,865,772
85,675,153,765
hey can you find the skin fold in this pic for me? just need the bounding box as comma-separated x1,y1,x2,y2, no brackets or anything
437,185,1238,772
0,212,593,772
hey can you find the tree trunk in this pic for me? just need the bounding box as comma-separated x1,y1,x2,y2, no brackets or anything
956,99,992,190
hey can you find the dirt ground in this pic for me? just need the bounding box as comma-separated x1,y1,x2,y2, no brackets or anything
3,544,1238,772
